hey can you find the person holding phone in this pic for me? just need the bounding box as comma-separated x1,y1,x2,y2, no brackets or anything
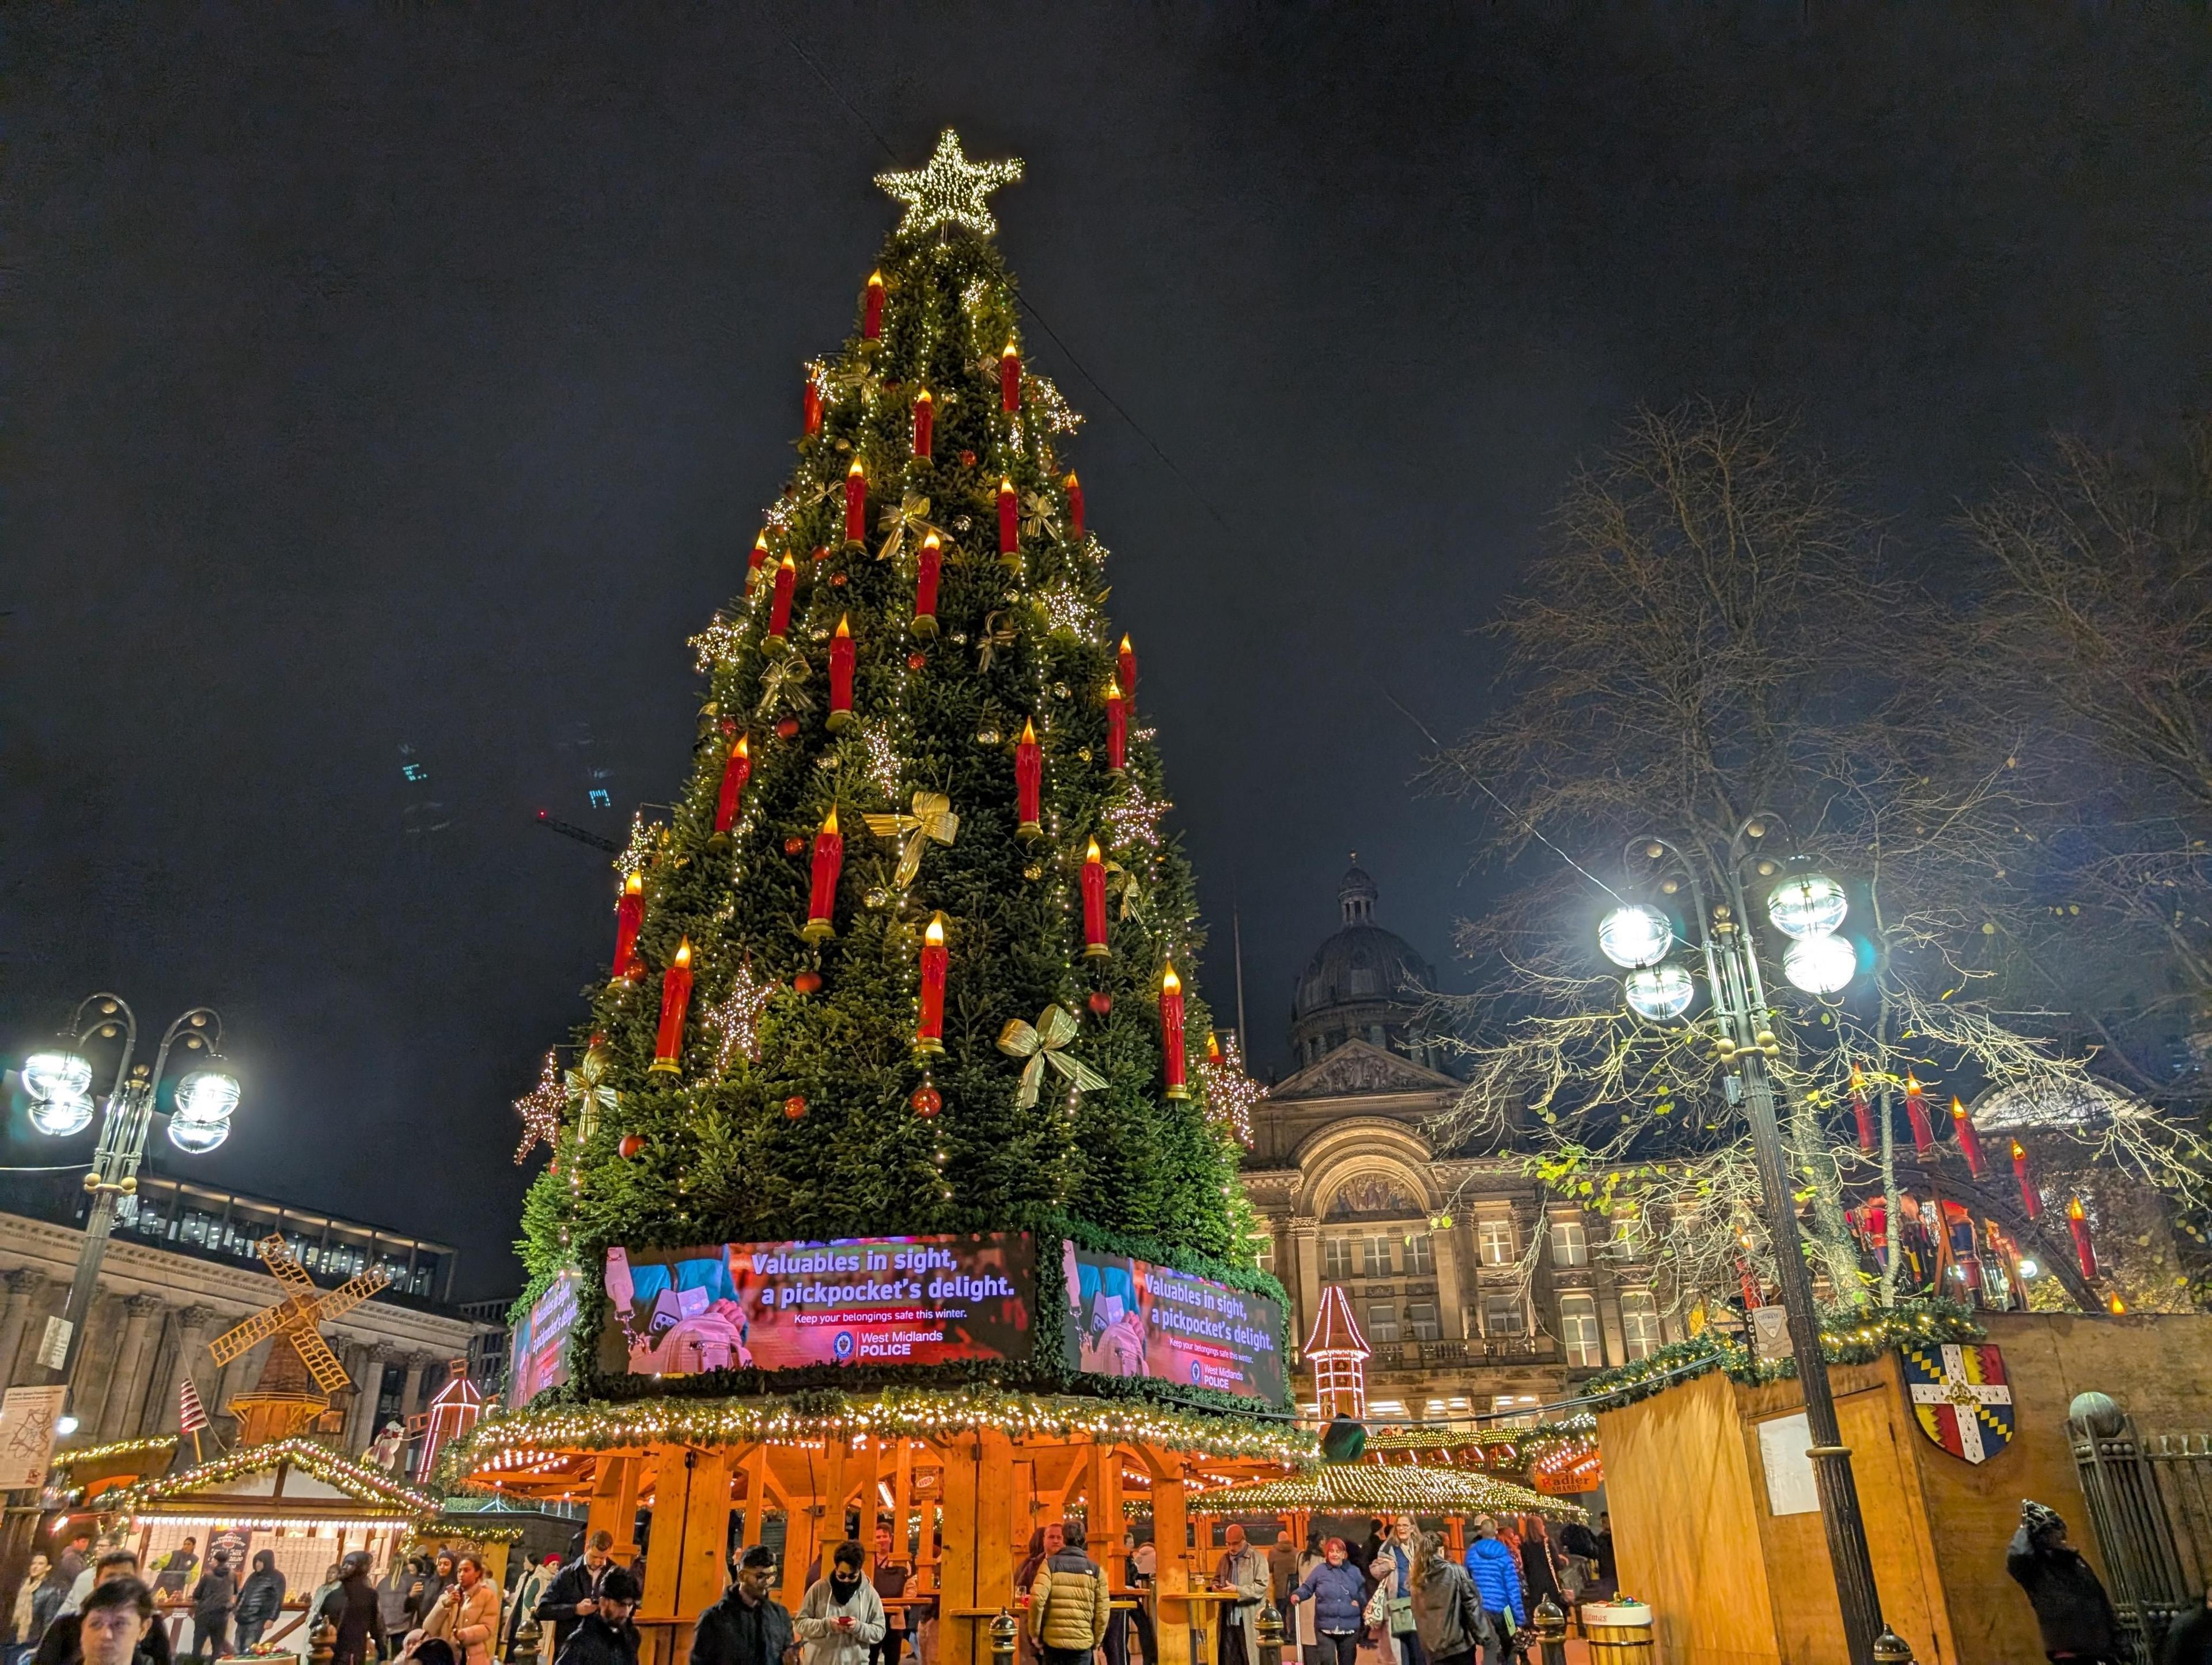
794,1546,882,1665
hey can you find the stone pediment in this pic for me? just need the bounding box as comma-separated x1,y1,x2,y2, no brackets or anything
1271,1038,1460,1102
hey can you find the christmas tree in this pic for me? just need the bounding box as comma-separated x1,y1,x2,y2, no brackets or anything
517,133,1267,1384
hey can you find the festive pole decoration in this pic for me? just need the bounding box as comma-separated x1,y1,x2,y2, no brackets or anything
613,872,645,980
912,388,934,460
1196,1029,1265,1148
1081,837,1111,959
512,1050,564,1164
1904,1072,1937,1160
766,553,798,648
1118,634,1137,708
916,913,948,1056
912,530,942,638
747,530,771,598
649,939,695,1074
1950,1096,1986,1178
1104,677,1128,775
1160,961,1190,1100
1850,1063,1876,1153
2067,1195,2097,1280
862,792,959,889
1001,339,1021,412
802,807,843,942
863,270,885,340
2012,1140,2043,1220
1065,472,1084,541
803,376,823,437
844,460,868,548
998,477,1019,566
1014,719,1043,840
995,1004,1107,1109
713,734,752,835
827,615,855,731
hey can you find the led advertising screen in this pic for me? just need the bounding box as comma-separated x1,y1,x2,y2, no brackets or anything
600,1234,1035,1377
1059,1243,1286,1405
508,1270,582,1408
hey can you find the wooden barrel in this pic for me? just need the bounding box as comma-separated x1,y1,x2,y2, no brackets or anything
1582,1603,1655,1665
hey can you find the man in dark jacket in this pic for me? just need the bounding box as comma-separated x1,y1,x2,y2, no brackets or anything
317,1552,386,1665
537,1536,618,1663
234,1552,287,1651
188,1554,237,1662
35,1553,172,1665
2007,1500,2123,1664
691,1548,795,1665
868,1526,911,1665
552,1568,638,1665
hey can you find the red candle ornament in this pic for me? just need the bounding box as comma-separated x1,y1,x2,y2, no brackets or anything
844,460,868,547
803,376,823,437
998,477,1018,563
1118,634,1137,708
1014,718,1043,840
713,734,752,834
827,615,855,731
912,387,934,460
912,531,942,638
650,939,695,1074
1065,472,1084,541
1104,678,1127,775
2012,1140,2043,1220
916,912,948,1055
1850,1062,1876,1153
766,553,798,647
862,269,885,340
1159,961,1189,1101
1000,339,1021,412
1951,1095,1986,1178
612,871,645,980
1081,837,1110,959
2067,1195,2097,1281
802,806,843,942
747,530,771,598
1904,1072,1936,1160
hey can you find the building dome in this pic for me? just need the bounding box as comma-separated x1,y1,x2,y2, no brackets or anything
1289,863,1441,1070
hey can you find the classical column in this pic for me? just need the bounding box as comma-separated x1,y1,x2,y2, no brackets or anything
1431,1220,1466,1341
157,1306,218,1434
0,1269,50,1390
397,1353,429,1419
1289,1219,1321,1352
357,1351,399,1450
339,1345,376,1451
101,1294,166,1438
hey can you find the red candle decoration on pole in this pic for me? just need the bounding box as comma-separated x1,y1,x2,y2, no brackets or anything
1159,960,1189,1100
1065,472,1085,541
916,912,948,1055
649,939,695,1074
1118,634,1137,708
862,269,885,340
803,376,823,437
1081,837,1110,959
2012,1140,2043,1220
1014,719,1043,840
612,871,645,980
998,477,1018,564
2067,1195,2097,1281
1951,1095,1987,1178
912,388,934,460
766,553,798,647
747,530,771,597
844,460,868,548
713,734,752,835
1850,1062,1876,1153
802,807,843,943
1104,677,1127,775
1904,1072,1936,1159
912,531,942,639
827,615,855,731
1000,339,1021,412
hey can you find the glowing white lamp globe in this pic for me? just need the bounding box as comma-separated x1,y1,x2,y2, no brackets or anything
1782,930,1857,995
172,1069,242,1126
21,1051,92,1106
168,1116,230,1154
28,1091,96,1139
1767,871,1848,939
1597,904,1673,969
1624,963,1697,1021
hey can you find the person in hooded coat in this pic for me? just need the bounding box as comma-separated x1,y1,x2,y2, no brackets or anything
234,1553,288,1652
318,1553,387,1665
550,1569,639,1665
188,1553,238,1660
794,1545,884,1665
2006,1501,2123,1664
1461,1517,1524,1658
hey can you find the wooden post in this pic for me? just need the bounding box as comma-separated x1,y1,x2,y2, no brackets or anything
639,1447,732,1644
1149,1456,1194,1665
737,1446,767,1552
893,1439,914,1559
937,1435,980,1665
588,1455,643,1560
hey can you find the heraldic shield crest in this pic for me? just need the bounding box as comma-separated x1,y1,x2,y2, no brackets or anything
1903,1341,2014,1463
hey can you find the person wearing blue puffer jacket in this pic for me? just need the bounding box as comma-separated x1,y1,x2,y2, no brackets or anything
1461,1518,1523,1659
1287,1540,1368,1665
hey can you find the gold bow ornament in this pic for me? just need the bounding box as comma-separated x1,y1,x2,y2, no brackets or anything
862,791,960,889
1020,489,1062,543
1104,859,1145,920
755,653,813,716
563,1046,619,1147
877,492,946,564
977,610,1018,672
995,1004,1108,1109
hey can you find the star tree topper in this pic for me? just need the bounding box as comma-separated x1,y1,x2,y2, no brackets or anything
877,130,1024,238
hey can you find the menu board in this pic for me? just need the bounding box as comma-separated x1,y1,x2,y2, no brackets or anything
1059,1243,1286,1405
508,1270,582,1408
601,1234,1035,1376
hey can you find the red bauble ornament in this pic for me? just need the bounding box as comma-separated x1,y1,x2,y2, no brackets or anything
618,1133,644,1159
793,969,822,996
1087,990,1113,1017
959,449,977,468
784,1094,809,1120
831,571,848,587
907,651,928,670
776,716,800,739
784,835,806,855
910,1084,942,1118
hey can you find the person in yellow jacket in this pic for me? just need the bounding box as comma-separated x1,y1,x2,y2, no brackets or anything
1027,1522,1110,1665
423,1556,504,1665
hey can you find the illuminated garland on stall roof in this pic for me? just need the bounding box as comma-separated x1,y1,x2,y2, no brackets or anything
1183,1462,1586,1522
96,1437,438,1522
49,1436,178,1474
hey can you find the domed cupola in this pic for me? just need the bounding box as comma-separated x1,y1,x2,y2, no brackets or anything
1289,860,1441,1070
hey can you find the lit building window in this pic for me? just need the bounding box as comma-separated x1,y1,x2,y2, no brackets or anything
1367,1302,1401,1344
1406,1301,1440,1342
1478,1219,1516,1265
1620,1290,1662,1360
1491,1394,1540,1427
1361,1235,1394,1278
1483,1295,1524,1337
1550,1219,1588,1268
1403,1232,1434,1275
1323,1238,1354,1279
1559,1293,1602,1366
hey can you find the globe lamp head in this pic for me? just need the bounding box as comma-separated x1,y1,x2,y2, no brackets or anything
1624,962,1697,1021
1782,930,1857,995
21,1051,92,1106
1597,904,1673,969
172,1069,242,1127
28,1092,96,1139
1767,869,1849,939
168,1116,230,1154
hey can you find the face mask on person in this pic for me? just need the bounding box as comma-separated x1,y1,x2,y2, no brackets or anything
831,1572,861,1596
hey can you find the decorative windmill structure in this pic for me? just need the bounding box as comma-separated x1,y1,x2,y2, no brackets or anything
207,1235,389,1447
1304,1284,1372,1420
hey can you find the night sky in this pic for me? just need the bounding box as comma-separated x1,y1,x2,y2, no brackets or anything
9,8,2210,1300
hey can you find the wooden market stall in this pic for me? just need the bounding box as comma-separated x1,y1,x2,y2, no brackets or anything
1183,1459,1584,1563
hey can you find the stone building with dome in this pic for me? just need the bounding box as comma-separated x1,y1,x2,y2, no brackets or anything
1241,863,1688,1424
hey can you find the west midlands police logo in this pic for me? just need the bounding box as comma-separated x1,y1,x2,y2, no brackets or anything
833,1331,855,1361
1902,1342,2014,1463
